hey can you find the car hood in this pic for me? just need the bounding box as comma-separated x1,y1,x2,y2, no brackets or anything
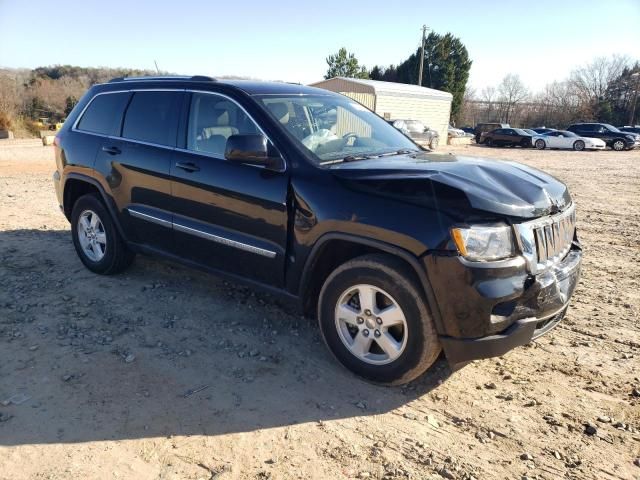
328,153,571,219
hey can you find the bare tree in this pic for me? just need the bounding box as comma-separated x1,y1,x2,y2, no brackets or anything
568,55,630,117
570,55,629,100
497,74,528,123
456,87,477,125
481,86,497,121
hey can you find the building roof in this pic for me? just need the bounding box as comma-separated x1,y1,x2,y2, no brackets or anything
310,77,453,101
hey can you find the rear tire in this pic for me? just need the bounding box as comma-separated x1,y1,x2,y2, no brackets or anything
573,140,585,151
71,194,134,275
317,254,441,385
535,139,546,150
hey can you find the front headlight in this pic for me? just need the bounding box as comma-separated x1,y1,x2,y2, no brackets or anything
451,224,516,261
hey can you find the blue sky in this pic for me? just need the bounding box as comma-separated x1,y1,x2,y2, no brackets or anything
1,0,638,92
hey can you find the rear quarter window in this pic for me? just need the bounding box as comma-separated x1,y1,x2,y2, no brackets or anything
76,92,131,136
122,91,183,146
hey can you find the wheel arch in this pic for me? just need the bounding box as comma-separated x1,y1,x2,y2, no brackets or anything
298,233,445,333
63,173,128,241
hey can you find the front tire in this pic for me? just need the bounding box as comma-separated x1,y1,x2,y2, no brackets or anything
612,139,625,151
318,254,441,385
573,140,585,151
429,137,439,150
71,194,134,274
535,139,546,150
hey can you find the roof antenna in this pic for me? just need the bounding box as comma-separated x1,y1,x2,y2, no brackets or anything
154,60,160,74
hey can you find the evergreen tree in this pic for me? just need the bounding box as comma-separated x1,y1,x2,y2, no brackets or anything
324,48,369,80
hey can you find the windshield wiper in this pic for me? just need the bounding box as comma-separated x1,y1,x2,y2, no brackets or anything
376,149,419,157
319,149,422,166
319,154,373,165
343,154,374,162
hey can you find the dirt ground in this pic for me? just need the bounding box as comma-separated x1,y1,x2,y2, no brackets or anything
0,140,639,480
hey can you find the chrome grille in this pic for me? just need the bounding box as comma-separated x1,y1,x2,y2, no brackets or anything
515,204,576,273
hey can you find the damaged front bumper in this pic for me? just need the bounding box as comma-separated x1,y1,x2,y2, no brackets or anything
424,242,582,364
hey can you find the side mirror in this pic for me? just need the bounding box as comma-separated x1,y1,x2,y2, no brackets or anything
225,134,284,170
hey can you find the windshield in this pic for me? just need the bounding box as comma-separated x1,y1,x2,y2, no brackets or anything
559,130,578,137
603,123,621,133
256,94,419,164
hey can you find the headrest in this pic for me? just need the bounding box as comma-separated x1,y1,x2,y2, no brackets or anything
214,109,229,126
267,102,290,124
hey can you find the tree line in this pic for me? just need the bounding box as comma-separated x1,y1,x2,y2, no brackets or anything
460,56,639,128
0,66,157,134
1,43,638,136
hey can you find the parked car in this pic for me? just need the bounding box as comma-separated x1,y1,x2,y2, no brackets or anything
474,122,509,143
461,127,475,134
532,127,556,135
618,126,640,135
448,125,466,138
522,129,539,137
532,130,605,151
388,119,439,150
53,75,582,385
567,123,638,151
481,128,533,147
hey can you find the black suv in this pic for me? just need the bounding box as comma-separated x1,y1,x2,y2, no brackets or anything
480,128,533,147
567,123,638,151
53,76,582,384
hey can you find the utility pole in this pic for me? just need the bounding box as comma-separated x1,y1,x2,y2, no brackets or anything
418,25,429,86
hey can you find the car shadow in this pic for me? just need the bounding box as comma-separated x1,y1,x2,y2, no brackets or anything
0,229,454,446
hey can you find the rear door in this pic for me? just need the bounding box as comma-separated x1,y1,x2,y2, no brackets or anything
169,91,289,287
96,90,184,251
73,90,132,182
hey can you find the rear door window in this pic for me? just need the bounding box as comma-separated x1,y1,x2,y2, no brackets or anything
122,91,183,146
76,92,131,136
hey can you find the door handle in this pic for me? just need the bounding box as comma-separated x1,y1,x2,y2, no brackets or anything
101,146,121,155
175,161,200,172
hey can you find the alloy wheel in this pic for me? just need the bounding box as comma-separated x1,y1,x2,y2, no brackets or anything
334,284,408,365
77,209,107,262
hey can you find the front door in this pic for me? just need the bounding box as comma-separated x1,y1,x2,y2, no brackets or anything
170,91,289,287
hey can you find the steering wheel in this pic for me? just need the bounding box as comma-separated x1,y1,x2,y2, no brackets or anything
342,132,359,146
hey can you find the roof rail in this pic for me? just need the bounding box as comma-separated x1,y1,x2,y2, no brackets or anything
108,75,217,83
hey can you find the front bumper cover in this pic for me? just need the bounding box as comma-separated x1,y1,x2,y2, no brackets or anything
425,242,582,364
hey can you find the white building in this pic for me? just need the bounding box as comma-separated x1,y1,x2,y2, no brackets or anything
309,77,453,140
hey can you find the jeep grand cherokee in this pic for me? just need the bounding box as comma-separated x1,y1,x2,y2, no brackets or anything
53,76,582,384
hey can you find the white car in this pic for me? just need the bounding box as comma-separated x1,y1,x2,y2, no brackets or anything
532,130,606,151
